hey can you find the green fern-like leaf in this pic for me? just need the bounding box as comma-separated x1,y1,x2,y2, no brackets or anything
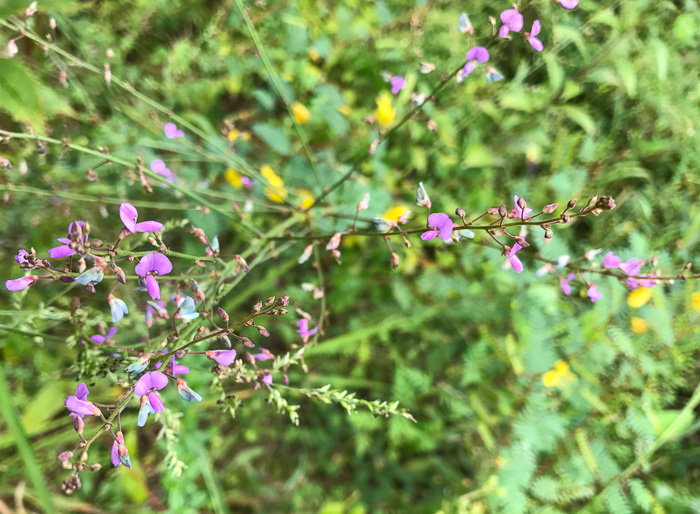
603,484,633,514
629,479,652,512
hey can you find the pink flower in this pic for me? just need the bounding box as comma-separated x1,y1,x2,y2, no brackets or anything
421,213,453,242
499,9,523,38
119,203,163,234
206,349,237,367
603,252,622,268
262,374,273,386
65,383,99,419
463,46,489,77
621,258,643,276
526,20,543,51
297,319,318,343
559,273,575,295
111,431,132,468
508,244,524,273
90,326,117,344
587,284,602,302
164,122,184,139
390,76,406,94
511,196,533,218
150,159,174,183
5,275,38,292
134,371,168,425
134,253,173,300
557,0,579,9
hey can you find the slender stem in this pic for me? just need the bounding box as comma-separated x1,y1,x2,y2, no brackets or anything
232,0,324,191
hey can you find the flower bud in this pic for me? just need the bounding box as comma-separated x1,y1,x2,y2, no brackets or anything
498,205,507,218
357,192,370,211
257,326,270,337
217,307,229,322
560,214,571,223
517,197,527,210
298,244,313,264
390,252,400,270
325,232,342,251
50,18,57,29
487,207,499,215
265,296,276,306
235,254,249,272
566,199,577,210
542,203,558,214
59,275,75,283
587,196,598,206
253,301,263,313
241,337,255,348
58,451,73,462
114,266,126,284
455,208,466,218
277,295,290,306
544,229,553,240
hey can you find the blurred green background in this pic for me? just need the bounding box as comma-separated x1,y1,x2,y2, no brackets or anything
2,0,700,512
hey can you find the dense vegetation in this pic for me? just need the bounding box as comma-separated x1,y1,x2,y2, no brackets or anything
2,0,700,512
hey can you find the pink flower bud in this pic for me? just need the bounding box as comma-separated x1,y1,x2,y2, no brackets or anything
325,232,342,251
357,192,370,211
543,203,558,214
7,39,18,57
257,326,270,337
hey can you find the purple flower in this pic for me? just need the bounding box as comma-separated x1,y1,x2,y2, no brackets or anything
252,348,273,361
134,371,168,425
206,349,237,367
603,251,622,268
150,160,174,183
111,431,132,468
91,325,117,344
65,383,98,419
297,319,318,344
421,213,454,242
557,0,579,9
176,378,202,402
463,46,489,76
508,243,524,273
511,196,533,218
48,221,87,259
390,76,406,94
526,20,543,51
621,258,643,276
15,249,37,269
559,273,575,295
119,203,163,234
5,275,38,292
499,9,523,38
135,252,173,300
164,122,184,139
108,294,129,323
587,284,602,302
262,374,273,386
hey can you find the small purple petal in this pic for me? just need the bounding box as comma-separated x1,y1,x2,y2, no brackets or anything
48,245,76,259
5,276,38,291
146,274,161,300
390,76,406,94
106,326,118,339
111,440,121,467
421,230,438,241
134,221,163,233
90,335,106,343
164,123,183,139
211,349,237,367
531,20,541,37
76,383,89,401
148,391,165,413
119,203,138,233
529,36,543,52
134,371,169,395
65,396,95,417
559,0,579,8
499,25,510,38
151,160,166,173
151,253,173,275
588,284,602,302
603,252,622,268
466,46,489,63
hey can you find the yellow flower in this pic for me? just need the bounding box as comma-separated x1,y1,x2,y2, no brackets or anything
375,93,396,127
227,128,240,141
692,292,700,312
298,189,314,210
627,287,652,308
225,169,243,189
542,360,576,388
381,205,408,222
631,317,649,334
292,102,310,124
337,105,351,116
260,165,287,203
308,48,321,62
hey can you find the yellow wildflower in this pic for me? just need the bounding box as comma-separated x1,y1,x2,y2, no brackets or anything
627,287,652,308
241,131,251,141
337,105,351,116
308,48,321,62
298,189,314,210
260,165,287,203
381,205,408,222
542,360,576,388
375,93,396,127
225,169,243,189
692,292,700,312
292,102,310,124
227,128,240,141
631,317,649,334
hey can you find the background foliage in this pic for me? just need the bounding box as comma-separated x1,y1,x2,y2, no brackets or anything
2,0,700,512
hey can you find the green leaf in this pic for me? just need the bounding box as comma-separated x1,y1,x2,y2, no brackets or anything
558,106,597,136
0,58,44,128
252,123,291,155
